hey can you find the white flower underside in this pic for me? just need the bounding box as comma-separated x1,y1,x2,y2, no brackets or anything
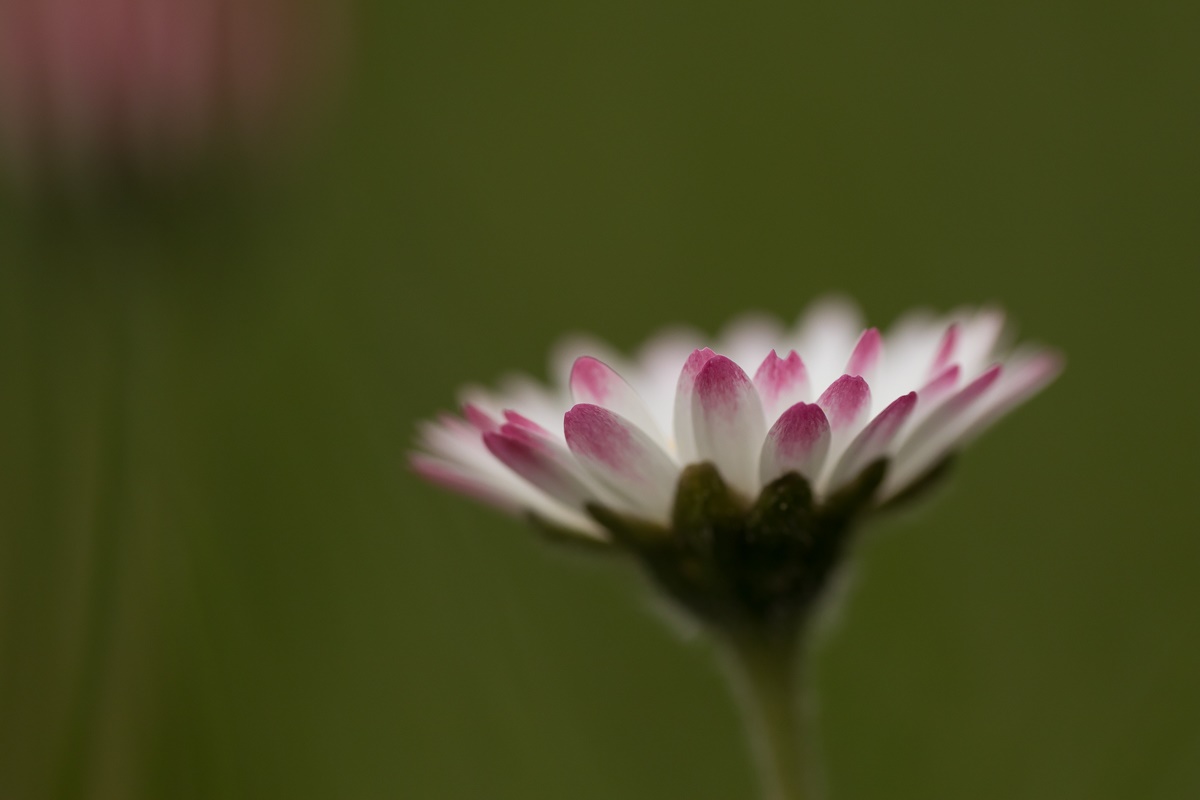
414,297,1061,540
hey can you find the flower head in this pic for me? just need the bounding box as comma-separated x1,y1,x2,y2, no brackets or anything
414,298,1060,633
416,299,1059,535
415,298,1061,800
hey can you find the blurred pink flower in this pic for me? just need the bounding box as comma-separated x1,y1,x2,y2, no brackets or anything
0,0,340,185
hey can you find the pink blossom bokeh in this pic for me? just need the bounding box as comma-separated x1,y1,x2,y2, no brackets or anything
0,0,341,187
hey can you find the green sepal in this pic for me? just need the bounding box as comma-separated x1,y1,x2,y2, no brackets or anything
627,462,745,625
719,472,820,627
875,455,955,514
670,462,747,552
746,472,816,547
535,459,900,639
717,471,817,585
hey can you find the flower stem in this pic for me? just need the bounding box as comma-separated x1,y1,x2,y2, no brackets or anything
726,628,819,800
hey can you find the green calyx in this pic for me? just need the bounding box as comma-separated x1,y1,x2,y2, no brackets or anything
585,460,892,640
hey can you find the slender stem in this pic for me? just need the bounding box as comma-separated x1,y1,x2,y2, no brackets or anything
54,269,136,799
725,629,819,800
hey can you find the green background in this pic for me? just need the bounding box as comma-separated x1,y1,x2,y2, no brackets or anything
2,1,1198,798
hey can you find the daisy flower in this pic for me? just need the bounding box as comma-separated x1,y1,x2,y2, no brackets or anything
413,297,1061,545
413,296,1061,800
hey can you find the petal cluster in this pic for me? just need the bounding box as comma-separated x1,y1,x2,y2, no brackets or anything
413,298,1061,539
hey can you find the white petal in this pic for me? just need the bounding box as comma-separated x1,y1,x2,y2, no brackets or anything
672,347,718,463
813,374,874,491
815,374,872,432
417,413,590,524
691,355,768,498
958,351,1063,443
844,327,882,384
569,356,664,444
717,313,786,371
753,350,811,423
885,365,1003,496
954,308,1008,377
484,429,594,510
793,296,866,393
827,392,917,490
564,404,680,523
759,402,831,484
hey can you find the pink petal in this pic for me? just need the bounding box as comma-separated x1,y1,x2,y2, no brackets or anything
759,402,831,484
569,356,660,439
497,421,550,449
961,352,1064,441
413,449,603,538
919,364,961,406
409,453,519,513
691,355,768,497
463,403,499,433
753,349,810,422
930,324,959,374
957,310,1007,373
564,404,679,522
939,364,1002,415
672,347,717,462
887,365,1003,494
484,431,593,509
845,327,882,379
816,375,872,431
503,409,551,436
828,392,917,488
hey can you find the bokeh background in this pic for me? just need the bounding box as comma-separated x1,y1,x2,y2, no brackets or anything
1,1,1198,799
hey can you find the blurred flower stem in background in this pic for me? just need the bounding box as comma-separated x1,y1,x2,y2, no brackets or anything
0,1,345,795
52,265,141,799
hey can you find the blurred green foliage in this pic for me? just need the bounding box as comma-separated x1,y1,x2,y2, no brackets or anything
1,1,1198,798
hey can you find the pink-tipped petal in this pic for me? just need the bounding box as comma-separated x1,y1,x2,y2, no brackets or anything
960,351,1064,442
484,431,593,509
412,447,606,540
816,375,872,431
828,392,917,488
887,365,1003,494
754,349,810,422
759,402,831,484
956,309,1007,373
793,297,866,389
463,403,499,433
919,364,961,406
503,409,551,435
691,356,768,497
570,356,661,440
418,416,492,469
673,347,717,462
921,362,960,398
410,453,519,513
845,327,882,380
930,324,959,374
497,421,550,449
565,404,679,522
940,364,1002,414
